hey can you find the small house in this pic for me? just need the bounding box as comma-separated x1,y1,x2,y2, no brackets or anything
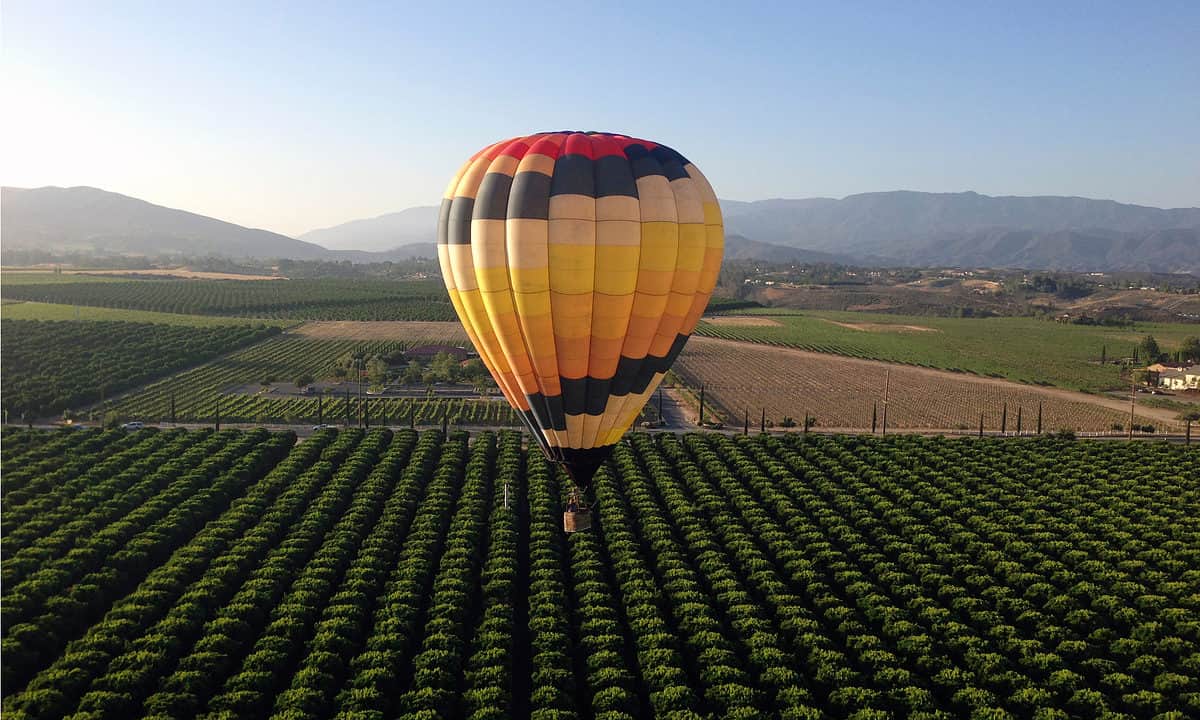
1158,365,1200,391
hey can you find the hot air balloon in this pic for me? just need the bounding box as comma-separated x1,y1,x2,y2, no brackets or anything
437,131,723,531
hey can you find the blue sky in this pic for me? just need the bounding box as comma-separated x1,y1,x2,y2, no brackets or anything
3,0,1197,235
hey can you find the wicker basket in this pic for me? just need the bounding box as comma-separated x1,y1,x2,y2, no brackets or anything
563,508,592,533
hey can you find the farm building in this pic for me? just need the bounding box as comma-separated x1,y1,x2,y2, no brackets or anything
404,344,473,361
1158,365,1200,391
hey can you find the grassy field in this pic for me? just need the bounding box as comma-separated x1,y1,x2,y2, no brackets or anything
2,428,1196,718
1,320,280,418
0,278,458,321
1,270,129,285
698,309,1200,392
0,301,292,327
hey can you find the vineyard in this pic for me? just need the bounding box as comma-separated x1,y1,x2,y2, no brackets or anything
106,334,520,427
0,279,458,321
0,427,1196,718
673,337,1183,433
0,320,279,419
695,310,1200,393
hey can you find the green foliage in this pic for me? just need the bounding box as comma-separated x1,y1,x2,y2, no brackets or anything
0,430,1196,717
107,335,519,427
0,320,278,417
1,278,457,321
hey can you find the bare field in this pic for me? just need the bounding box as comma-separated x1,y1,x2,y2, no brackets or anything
703,316,782,327
294,320,469,342
674,336,1184,432
822,319,939,333
75,268,285,280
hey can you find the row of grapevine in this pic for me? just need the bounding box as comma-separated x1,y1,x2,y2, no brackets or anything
1,279,456,321
72,430,394,717
0,320,278,417
329,431,475,718
1,428,140,507
1,428,1196,717
199,429,438,718
103,334,520,427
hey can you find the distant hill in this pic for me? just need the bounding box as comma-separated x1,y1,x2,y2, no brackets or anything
2,186,331,260
723,234,864,264
299,206,439,252
721,191,1200,273
8,186,1198,272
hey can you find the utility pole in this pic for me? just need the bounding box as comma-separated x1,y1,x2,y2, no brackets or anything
881,370,890,436
760,408,766,434
872,402,877,434
1037,402,1042,435
1016,406,1022,435
215,398,221,431
658,386,664,423
978,412,984,438
169,392,176,425
317,393,323,425
345,390,351,426
698,384,705,426
743,409,748,435
1001,403,1007,435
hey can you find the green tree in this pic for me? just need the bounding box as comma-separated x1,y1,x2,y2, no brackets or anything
1139,335,1161,363
402,361,423,385
366,356,389,385
429,352,460,383
1180,336,1200,363
293,373,314,389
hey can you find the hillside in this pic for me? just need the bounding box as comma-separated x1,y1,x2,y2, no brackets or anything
7,185,1198,272
298,206,439,251
722,191,1200,273
2,186,331,259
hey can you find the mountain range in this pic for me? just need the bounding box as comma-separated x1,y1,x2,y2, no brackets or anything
3,185,1197,273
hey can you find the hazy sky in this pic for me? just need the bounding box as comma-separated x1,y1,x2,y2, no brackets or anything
3,1,1198,236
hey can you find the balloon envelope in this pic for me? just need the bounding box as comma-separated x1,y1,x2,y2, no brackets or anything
437,131,723,487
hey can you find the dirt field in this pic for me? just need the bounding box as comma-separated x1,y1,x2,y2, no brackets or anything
823,319,939,333
73,268,284,280
673,336,1184,432
294,320,469,342
703,316,782,327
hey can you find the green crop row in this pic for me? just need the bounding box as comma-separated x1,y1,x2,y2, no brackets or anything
1,429,1196,718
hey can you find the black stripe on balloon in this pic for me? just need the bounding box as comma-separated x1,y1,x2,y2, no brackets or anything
474,173,513,221
447,197,474,245
624,143,667,180
560,376,588,416
631,333,690,395
509,171,552,219
594,155,638,198
609,355,642,398
549,154,595,197
436,198,453,245
653,146,690,180
517,333,692,423
563,376,618,416
525,392,567,432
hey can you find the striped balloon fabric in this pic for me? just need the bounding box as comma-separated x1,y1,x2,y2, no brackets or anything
438,131,723,487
